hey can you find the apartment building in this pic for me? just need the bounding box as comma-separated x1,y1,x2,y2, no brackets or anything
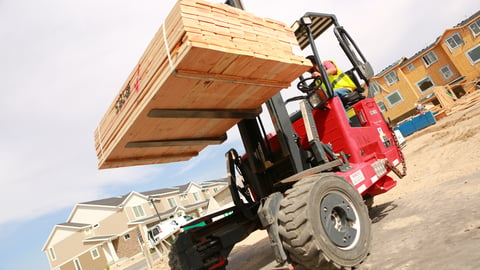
42,179,228,270
369,11,479,124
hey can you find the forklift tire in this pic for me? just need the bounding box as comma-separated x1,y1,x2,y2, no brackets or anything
168,242,227,270
278,173,371,270
168,242,186,270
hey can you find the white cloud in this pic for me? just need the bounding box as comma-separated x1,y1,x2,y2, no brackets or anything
0,0,172,225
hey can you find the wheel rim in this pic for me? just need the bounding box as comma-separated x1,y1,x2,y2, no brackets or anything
320,192,361,249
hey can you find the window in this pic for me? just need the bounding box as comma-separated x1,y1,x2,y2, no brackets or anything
469,18,480,37
439,65,454,80
193,192,200,201
466,44,480,65
213,188,219,193
445,33,464,51
384,71,398,86
385,90,404,107
124,233,131,240
73,258,83,270
180,194,187,201
168,197,177,208
90,248,100,260
48,247,56,261
406,63,415,71
149,227,161,239
132,205,145,218
377,100,387,112
422,51,438,67
369,81,381,96
416,76,435,93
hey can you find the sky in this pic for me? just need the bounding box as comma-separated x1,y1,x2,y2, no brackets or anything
0,0,478,269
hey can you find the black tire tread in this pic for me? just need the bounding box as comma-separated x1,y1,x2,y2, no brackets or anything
168,244,182,270
278,173,368,270
279,176,324,269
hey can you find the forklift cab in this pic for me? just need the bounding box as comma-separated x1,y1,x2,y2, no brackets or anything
285,13,404,183
292,13,375,109
233,11,397,201
293,13,375,94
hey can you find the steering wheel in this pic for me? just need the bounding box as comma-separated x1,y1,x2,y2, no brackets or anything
297,76,320,93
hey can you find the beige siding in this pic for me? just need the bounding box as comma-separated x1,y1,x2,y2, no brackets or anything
155,193,180,210
48,229,76,249
57,247,108,270
185,185,204,205
45,181,227,269
70,206,116,224
213,186,233,208
94,211,129,236
59,260,76,270
123,193,155,221
49,211,133,269
112,229,142,259
48,229,90,269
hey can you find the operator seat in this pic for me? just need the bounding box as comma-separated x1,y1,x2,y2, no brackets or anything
341,69,365,108
341,91,364,108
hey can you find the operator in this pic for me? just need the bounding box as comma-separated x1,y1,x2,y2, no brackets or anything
306,55,356,100
415,103,426,114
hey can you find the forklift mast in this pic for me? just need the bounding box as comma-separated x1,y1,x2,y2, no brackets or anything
225,0,308,198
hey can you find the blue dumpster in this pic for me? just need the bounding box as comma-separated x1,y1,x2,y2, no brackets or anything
397,111,436,137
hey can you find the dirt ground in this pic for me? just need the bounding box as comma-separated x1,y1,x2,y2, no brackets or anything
153,100,480,270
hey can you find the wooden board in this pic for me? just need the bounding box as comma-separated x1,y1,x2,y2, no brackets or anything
447,89,480,115
94,0,311,169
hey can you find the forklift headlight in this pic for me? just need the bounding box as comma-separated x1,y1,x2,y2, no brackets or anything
308,91,324,109
301,16,312,25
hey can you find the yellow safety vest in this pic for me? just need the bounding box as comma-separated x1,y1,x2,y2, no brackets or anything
326,60,356,90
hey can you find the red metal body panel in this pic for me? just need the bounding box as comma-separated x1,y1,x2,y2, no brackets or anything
290,97,402,196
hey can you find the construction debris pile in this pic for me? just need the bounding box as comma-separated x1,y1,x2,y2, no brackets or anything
420,79,480,121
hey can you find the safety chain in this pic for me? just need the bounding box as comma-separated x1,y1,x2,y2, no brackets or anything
389,128,407,178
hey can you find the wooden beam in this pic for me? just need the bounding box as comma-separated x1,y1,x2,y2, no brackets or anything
126,134,227,148
148,108,261,119
102,152,199,168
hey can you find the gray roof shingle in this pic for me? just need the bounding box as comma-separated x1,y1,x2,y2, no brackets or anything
80,196,126,207
141,187,179,197
57,222,90,228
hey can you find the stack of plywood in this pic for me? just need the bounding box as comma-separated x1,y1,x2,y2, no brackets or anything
94,0,310,169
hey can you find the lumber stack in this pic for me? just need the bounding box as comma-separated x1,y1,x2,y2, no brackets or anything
432,86,456,109
447,89,480,115
94,0,310,169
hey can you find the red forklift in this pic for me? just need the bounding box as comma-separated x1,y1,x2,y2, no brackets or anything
168,1,406,269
